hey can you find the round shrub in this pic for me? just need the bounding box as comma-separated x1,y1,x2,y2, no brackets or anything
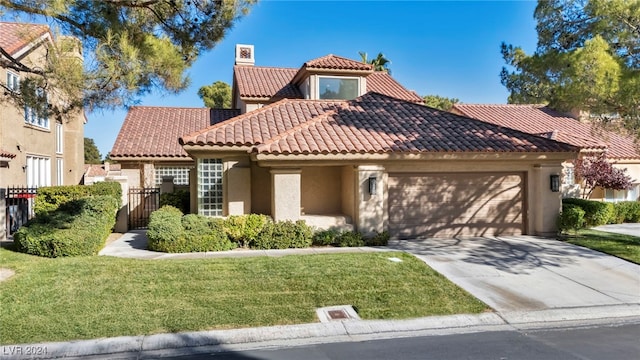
147,206,184,252
562,198,615,227
365,231,390,246
613,201,640,223
223,214,269,248
253,220,313,250
312,229,341,246
557,204,585,234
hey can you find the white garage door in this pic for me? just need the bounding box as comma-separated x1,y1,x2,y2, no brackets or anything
388,172,525,239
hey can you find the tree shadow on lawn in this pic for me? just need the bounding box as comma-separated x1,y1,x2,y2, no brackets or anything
389,235,609,275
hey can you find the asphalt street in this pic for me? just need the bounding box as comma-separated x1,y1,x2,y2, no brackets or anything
100,322,640,360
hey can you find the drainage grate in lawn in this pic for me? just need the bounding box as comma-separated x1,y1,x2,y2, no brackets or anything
316,305,361,323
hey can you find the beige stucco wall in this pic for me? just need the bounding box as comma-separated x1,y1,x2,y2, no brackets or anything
341,165,356,219
251,164,271,215
301,166,342,215
271,168,301,221
224,158,251,215
1,42,84,188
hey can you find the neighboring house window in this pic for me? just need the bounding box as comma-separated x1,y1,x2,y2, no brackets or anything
563,166,575,185
56,158,64,185
155,166,190,186
7,71,19,92
197,159,223,216
56,123,63,154
604,185,639,203
318,76,360,100
25,88,49,129
26,155,51,187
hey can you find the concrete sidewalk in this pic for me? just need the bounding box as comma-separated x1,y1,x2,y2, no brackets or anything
592,223,640,237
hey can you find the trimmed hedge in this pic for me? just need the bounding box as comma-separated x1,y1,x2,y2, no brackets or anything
224,214,270,248
557,204,585,234
160,190,190,214
253,220,313,250
612,201,640,223
147,207,235,253
562,198,615,227
14,196,119,257
35,182,122,215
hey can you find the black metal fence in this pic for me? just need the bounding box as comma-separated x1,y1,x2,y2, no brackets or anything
5,186,37,236
128,187,160,229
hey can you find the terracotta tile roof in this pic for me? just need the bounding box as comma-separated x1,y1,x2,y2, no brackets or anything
233,66,422,103
0,22,50,56
1,149,16,159
453,104,639,159
181,93,578,155
83,163,121,177
111,107,240,158
234,66,301,99
303,54,374,71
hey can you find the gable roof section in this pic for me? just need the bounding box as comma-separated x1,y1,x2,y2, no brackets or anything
181,93,578,155
233,66,423,103
304,54,374,71
0,22,50,57
111,107,240,158
453,104,639,159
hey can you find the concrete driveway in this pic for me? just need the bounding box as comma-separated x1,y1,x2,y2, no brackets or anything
389,236,640,313
592,223,640,237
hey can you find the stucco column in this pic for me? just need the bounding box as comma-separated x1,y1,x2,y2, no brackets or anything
533,164,563,236
160,176,174,194
356,165,386,235
0,188,6,241
225,159,251,216
271,169,301,222
106,176,129,233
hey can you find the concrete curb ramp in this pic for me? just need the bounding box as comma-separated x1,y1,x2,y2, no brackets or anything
1,304,639,360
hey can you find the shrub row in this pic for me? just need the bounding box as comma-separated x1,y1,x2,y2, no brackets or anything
558,198,640,233
35,182,122,215
14,196,119,257
312,229,390,247
147,207,389,253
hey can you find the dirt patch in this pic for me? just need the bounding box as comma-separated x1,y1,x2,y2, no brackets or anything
105,233,124,246
0,268,15,282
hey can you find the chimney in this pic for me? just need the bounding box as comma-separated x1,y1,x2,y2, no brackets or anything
235,44,255,66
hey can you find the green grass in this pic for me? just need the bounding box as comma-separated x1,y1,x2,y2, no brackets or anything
565,229,640,264
0,249,487,344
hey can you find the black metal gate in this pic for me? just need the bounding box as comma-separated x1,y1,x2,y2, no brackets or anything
5,186,37,235
128,187,160,229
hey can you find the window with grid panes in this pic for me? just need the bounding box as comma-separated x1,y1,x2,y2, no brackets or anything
155,166,190,186
197,159,223,216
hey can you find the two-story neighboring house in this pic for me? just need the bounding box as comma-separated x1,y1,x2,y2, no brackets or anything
0,22,85,189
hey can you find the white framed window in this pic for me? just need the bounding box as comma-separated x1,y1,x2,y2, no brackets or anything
563,166,575,185
197,159,223,216
7,71,19,92
318,76,360,100
56,123,63,154
56,158,64,185
25,88,49,129
155,166,191,186
26,155,51,187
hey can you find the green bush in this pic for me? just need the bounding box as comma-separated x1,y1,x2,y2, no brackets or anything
365,231,390,246
562,198,615,227
14,196,119,257
223,214,269,248
147,206,184,252
254,220,313,250
35,182,121,215
148,210,235,253
160,190,190,214
613,201,640,223
335,231,365,247
312,229,341,246
557,204,586,234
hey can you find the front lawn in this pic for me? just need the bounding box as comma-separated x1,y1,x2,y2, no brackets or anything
0,249,487,344
565,229,640,264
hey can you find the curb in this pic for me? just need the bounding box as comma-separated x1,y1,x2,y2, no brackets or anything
3,307,640,360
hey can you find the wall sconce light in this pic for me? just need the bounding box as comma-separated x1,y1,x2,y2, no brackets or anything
550,174,560,192
368,176,377,195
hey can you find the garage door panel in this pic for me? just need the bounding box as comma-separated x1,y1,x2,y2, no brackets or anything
389,172,524,239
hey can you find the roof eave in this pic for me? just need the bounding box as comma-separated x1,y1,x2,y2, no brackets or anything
252,151,579,162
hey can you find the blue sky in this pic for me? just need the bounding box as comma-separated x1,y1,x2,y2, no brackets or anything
87,0,539,157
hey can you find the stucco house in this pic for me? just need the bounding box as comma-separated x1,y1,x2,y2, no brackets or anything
0,22,85,188
452,104,640,202
111,45,580,238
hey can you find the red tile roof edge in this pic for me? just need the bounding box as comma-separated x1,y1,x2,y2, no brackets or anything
1,149,17,159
